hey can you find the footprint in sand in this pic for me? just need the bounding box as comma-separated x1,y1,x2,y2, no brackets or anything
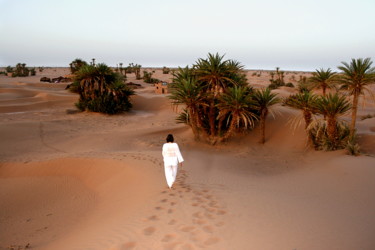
180,243,194,250
193,212,203,219
148,215,159,221
179,225,195,232
203,225,214,233
215,221,224,227
204,237,220,246
217,210,227,215
204,212,215,220
161,234,176,242
143,226,156,236
163,242,181,250
192,218,206,225
168,219,177,225
121,241,137,250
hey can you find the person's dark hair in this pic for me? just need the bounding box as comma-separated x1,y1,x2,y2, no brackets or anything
166,134,174,143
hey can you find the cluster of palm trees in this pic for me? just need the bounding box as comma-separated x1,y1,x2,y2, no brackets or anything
286,58,375,151
169,53,280,145
170,54,375,152
74,63,134,114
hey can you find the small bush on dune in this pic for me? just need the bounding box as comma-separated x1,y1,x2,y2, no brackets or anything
143,70,160,83
285,82,294,88
308,120,350,151
346,135,361,156
162,66,170,74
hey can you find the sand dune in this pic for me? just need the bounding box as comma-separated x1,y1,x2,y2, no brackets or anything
1,69,375,250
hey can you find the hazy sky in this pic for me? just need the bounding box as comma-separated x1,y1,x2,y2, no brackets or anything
1,0,374,71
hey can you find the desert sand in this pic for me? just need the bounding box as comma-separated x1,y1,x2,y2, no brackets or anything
1,68,375,250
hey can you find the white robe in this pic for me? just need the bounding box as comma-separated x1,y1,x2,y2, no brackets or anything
162,142,184,188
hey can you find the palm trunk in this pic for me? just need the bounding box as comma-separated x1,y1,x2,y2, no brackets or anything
260,116,266,144
209,101,216,137
222,114,237,141
188,108,199,140
350,93,359,138
303,111,312,129
217,115,226,138
327,116,337,147
259,110,268,144
194,108,209,140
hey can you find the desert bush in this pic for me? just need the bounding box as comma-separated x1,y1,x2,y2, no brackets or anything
30,68,36,76
143,70,160,83
285,82,294,88
268,79,285,89
6,66,13,73
12,63,30,77
162,66,170,74
346,135,361,156
308,120,350,151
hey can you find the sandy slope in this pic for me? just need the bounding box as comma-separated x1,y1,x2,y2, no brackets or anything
0,69,375,250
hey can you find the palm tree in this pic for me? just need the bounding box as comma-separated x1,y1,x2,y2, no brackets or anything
338,58,375,137
314,93,351,147
217,86,258,141
70,58,88,74
194,53,244,138
195,53,240,93
169,68,207,140
285,91,318,129
252,88,280,144
309,68,337,96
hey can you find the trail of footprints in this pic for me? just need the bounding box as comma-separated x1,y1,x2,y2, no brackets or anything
123,169,227,250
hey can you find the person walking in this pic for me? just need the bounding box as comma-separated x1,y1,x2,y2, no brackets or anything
162,134,184,189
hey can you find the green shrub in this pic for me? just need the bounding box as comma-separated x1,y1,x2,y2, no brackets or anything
308,121,350,151
143,70,160,83
346,139,360,156
285,82,294,88
76,92,132,114
12,63,30,77
269,79,285,89
162,66,170,74
6,66,13,73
